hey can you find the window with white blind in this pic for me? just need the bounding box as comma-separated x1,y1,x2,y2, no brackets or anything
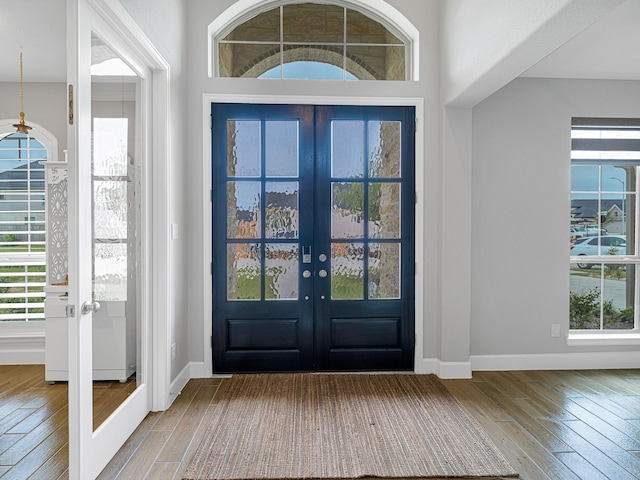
570,118,640,333
0,133,46,322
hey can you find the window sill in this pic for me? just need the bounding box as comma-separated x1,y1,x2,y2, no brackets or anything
567,332,640,346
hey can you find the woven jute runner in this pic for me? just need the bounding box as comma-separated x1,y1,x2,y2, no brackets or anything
183,374,518,480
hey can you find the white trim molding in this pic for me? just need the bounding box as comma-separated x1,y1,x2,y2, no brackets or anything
202,93,425,379
415,357,472,379
0,332,45,365
471,351,640,371
208,0,419,80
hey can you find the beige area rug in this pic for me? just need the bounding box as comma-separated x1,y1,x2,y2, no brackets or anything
183,374,518,480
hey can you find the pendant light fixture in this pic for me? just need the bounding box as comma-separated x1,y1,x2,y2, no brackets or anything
13,51,32,134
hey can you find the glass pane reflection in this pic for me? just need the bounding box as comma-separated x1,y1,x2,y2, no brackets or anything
266,121,298,177
332,121,364,178
227,243,261,300
332,182,364,239
331,242,364,299
94,181,127,239
227,120,261,177
369,121,401,178
369,243,400,299
94,243,127,301
266,243,298,300
369,182,400,239
266,182,298,239
227,181,261,239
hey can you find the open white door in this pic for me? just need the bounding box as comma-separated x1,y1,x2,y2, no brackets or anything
67,0,156,477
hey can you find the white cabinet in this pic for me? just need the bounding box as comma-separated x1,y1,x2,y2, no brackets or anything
45,288,135,383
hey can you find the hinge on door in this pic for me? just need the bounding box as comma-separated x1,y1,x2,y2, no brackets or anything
68,85,74,125
210,335,213,348
210,262,213,275
210,189,213,202
66,305,76,318
210,114,213,130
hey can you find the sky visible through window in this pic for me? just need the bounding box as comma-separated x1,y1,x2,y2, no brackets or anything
260,61,357,80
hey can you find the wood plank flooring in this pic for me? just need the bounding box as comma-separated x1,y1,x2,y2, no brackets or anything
0,367,639,479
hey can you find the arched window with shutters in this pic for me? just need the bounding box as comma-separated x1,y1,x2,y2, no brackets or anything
210,1,416,80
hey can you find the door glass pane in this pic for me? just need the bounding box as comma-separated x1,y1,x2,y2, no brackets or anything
227,120,261,177
93,118,128,176
228,243,261,300
94,243,127,301
369,182,400,238
266,182,298,239
227,181,261,238
369,121,401,178
266,121,298,177
332,182,363,239
331,242,364,299
266,243,298,300
94,181,127,239
332,121,364,178
369,243,400,299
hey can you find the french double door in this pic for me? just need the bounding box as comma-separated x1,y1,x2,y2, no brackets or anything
212,104,415,372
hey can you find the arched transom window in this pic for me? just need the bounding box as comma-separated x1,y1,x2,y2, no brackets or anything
215,2,408,80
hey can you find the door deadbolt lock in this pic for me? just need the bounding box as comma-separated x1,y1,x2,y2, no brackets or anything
303,270,312,278
318,269,328,278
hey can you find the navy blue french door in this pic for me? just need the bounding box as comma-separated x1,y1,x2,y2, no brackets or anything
212,103,415,372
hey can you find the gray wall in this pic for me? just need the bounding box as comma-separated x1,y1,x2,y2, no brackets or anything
119,0,190,381
184,0,443,370
472,77,640,356
0,82,67,159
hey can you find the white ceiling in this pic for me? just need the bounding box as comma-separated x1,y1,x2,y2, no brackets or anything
0,0,639,83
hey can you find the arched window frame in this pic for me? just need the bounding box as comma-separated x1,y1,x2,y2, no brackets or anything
0,121,59,326
208,0,419,81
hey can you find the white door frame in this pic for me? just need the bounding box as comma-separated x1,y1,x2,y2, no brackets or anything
67,1,171,478
200,93,425,377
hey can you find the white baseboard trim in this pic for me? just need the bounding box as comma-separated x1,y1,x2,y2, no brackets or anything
471,351,640,371
169,362,192,397
414,358,472,379
188,361,210,379
0,334,45,365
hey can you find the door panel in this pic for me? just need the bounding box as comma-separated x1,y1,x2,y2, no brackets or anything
212,104,414,373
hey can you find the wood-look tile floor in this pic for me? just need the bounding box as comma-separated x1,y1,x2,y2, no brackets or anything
1,367,639,479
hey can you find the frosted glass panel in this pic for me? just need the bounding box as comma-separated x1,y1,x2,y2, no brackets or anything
266,243,298,300
93,118,128,176
227,181,261,239
332,182,364,239
369,243,400,299
266,121,298,177
369,182,400,239
332,121,364,178
369,121,401,178
227,120,261,177
94,181,127,238
331,242,364,300
228,243,261,300
266,182,298,239
94,243,127,301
